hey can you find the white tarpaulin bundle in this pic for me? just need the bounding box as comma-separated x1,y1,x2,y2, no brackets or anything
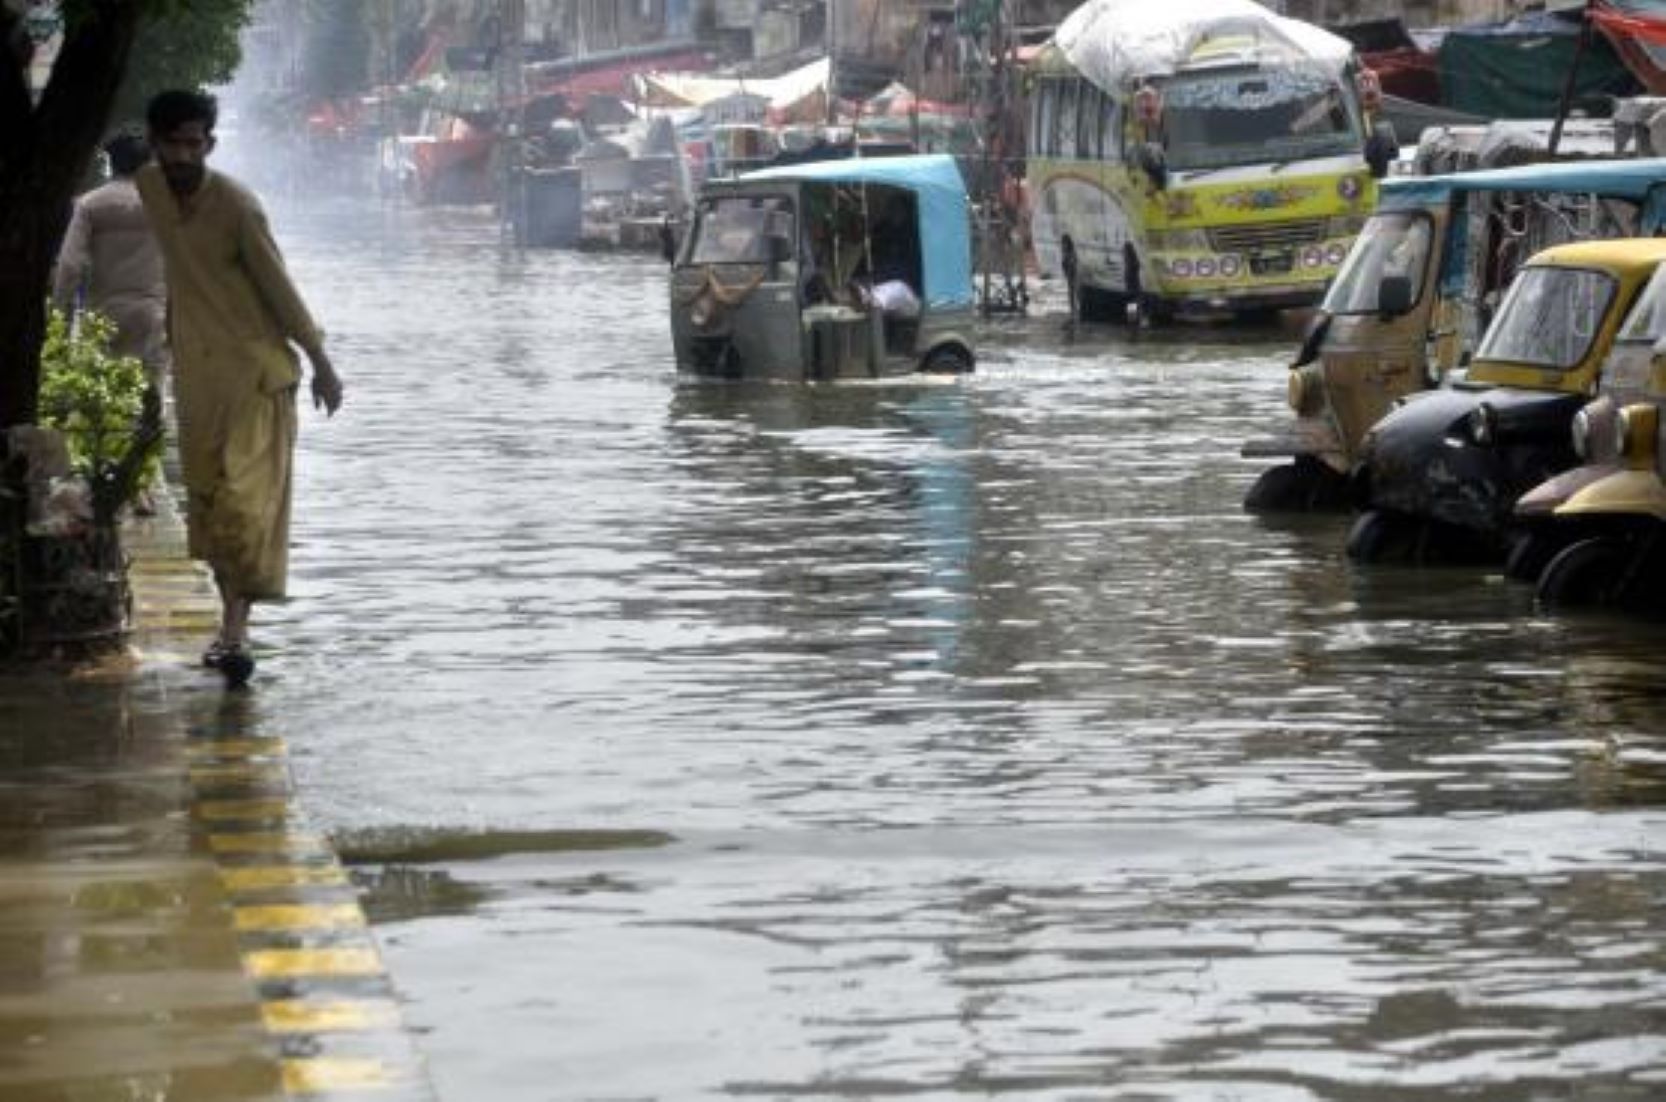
631,57,831,114
1054,0,1354,89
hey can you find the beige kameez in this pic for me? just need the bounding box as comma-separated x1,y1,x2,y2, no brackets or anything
135,165,322,601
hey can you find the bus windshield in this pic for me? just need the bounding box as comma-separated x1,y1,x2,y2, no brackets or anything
1322,212,1433,316
1162,65,1360,172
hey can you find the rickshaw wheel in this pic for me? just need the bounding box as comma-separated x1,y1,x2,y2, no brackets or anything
1243,458,1349,513
1346,509,1421,563
922,346,973,375
1504,530,1569,583
1537,537,1629,607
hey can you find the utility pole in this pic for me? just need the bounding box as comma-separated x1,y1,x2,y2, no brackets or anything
498,0,528,241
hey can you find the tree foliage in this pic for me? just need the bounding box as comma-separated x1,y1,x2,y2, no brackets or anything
0,0,252,428
111,1,252,130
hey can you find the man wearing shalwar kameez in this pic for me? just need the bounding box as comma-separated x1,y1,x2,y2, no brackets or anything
137,90,344,686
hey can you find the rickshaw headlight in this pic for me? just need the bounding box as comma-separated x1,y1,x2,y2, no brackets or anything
1571,406,1592,460
1619,404,1660,464
1287,364,1323,416
1467,403,1497,447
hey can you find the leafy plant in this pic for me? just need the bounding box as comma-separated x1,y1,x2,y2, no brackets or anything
37,307,160,524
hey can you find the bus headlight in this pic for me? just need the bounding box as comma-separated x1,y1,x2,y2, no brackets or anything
1467,403,1497,446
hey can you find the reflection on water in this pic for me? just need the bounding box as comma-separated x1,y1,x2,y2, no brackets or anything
246,200,1666,1100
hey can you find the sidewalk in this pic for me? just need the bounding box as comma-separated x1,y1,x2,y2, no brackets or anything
0,495,433,1101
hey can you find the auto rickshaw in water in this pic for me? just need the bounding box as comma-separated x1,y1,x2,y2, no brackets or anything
1347,238,1666,565
1242,159,1666,512
668,154,977,381
1510,260,1666,609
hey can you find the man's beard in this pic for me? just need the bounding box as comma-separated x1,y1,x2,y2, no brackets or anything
163,162,205,194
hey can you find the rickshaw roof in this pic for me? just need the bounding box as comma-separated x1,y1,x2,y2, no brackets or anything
1381,159,1666,209
739,154,974,309
1522,236,1666,275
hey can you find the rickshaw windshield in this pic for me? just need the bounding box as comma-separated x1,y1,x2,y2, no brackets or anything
1476,266,1617,370
1162,65,1360,172
1617,263,1666,344
687,195,794,265
1322,211,1433,315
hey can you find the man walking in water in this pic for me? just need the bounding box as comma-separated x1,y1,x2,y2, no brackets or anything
53,128,168,386
137,89,344,686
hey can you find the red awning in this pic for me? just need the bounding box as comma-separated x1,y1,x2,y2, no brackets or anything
1593,1,1666,47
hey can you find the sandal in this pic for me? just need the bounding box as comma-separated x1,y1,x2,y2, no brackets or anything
202,640,229,669
218,645,256,688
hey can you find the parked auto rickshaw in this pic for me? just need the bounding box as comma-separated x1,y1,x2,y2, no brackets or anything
1509,262,1666,608
1242,159,1666,512
669,154,976,381
1347,238,1666,564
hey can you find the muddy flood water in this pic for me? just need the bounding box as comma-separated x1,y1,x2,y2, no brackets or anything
21,197,1666,1100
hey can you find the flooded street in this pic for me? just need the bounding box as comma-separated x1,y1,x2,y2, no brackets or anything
237,199,1664,1098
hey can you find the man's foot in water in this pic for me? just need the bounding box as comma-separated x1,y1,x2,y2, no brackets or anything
218,645,255,688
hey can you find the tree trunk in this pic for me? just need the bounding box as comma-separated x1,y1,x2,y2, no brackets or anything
0,2,145,429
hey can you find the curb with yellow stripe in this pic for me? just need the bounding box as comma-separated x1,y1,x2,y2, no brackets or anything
128,497,435,1100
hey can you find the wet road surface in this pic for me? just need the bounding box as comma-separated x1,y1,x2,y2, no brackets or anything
19,195,1666,1100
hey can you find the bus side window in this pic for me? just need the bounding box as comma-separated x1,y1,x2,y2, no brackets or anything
1078,84,1100,160
1101,93,1120,163
1057,79,1079,160
1038,80,1058,158
1029,81,1044,158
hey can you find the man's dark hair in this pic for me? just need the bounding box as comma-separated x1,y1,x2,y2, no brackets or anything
146,89,218,136
103,128,150,176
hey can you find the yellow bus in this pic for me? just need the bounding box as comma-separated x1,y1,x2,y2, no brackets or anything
1027,0,1394,322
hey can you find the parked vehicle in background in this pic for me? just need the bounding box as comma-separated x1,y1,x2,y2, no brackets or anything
668,155,976,381
1243,159,1666,512
1026,0,1392,325
1346,238,1666,566
1511,260,1666,608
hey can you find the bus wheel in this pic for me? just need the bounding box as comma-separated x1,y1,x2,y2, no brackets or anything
1061,238,1080,321
1538,537,1630,607
1078,285,1125,322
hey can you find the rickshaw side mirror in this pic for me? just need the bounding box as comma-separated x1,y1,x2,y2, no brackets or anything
1377,274,1413,318
1365,120,1399,180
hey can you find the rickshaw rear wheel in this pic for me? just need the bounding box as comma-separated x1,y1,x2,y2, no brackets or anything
1537,537,1630,607
1244,458,1350,513
1504,530,1569,583
1346,509,1421,563
922,346,973,374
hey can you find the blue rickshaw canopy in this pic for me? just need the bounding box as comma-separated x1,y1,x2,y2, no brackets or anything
742,154,975,310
